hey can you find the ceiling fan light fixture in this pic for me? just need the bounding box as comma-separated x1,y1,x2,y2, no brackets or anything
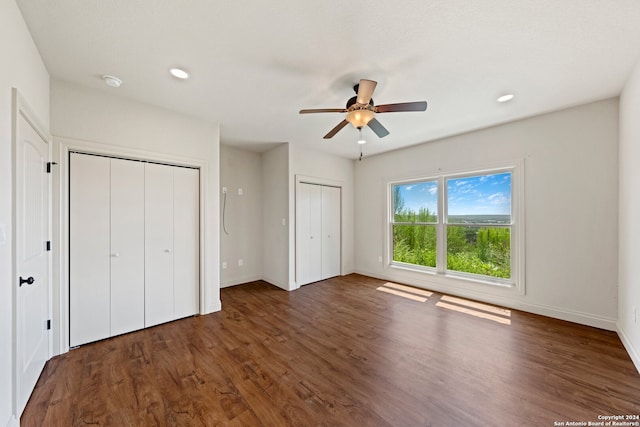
346,109,375,128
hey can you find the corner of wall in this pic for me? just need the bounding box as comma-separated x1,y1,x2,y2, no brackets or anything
618,321,640,374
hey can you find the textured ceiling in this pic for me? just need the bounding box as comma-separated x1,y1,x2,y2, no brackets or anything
17,0,640,159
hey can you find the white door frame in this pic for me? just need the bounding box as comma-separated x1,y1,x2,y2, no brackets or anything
12,88,52,417
53,137,209,354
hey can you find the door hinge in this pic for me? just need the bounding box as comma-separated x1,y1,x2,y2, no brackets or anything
46,162,58,173
46,240,51,251
46,319,51,330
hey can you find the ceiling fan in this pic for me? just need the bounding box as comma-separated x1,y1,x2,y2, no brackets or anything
299,79,428,139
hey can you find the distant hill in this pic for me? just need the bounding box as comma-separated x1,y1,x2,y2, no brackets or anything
448,215,510,224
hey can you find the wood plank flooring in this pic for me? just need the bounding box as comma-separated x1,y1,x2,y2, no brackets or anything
22,274,640,426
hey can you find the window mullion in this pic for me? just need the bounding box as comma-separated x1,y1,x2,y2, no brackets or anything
436,176,446,274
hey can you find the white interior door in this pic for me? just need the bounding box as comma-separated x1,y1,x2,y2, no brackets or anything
69,153,110,346
173,167,199,319
321,185,341,279
14,107,51,415
110,158,145,336
145,163,175,327
296,183,322,286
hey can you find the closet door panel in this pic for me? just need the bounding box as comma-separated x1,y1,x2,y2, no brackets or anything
145,163,175,327
69,153,111,347
110,158,145,336
173,167,199,319
296,183,322,285
321,186,341,279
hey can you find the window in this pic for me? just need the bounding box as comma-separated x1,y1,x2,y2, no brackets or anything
390,166,522,288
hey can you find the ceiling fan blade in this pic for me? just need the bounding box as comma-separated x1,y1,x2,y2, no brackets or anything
356,79,377,105
368,118,390,138
299,108,347,114
324,120,349,139
375,101,428,113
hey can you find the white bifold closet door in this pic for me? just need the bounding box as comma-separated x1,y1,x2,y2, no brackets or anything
296,182,341,286
70,153,199,347
110,158,145,336
69,154,111,347
145,163,199,327
144,163,175,327
173,167,200,319
321,185,341,279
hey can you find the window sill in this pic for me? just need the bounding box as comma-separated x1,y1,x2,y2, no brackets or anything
389,262,516,291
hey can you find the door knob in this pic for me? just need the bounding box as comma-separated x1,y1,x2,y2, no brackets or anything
111,253,120,257
164,249,172,253
19,276,34,287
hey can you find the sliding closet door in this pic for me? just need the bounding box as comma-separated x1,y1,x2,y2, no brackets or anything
321,185,341,279
297,183,323,285
145,163,175,327
69,153,110,347
110,158,145,336
173,167,199,319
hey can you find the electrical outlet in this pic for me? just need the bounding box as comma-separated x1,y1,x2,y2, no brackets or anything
222,187,227,194
281,218,286,226
237,188,243,196
222,261,227,269
378,255,383,263
238,259,243,267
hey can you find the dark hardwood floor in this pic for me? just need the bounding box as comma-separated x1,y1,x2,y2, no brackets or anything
22,274,640,426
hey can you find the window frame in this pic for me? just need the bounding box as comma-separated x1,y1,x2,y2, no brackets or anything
387,161,525,294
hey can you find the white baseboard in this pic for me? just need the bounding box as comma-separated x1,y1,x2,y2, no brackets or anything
206,299,221,314
5,415,19,427
354,269,617,331
220,275,262,288
617,322,640,375
261,276,290,291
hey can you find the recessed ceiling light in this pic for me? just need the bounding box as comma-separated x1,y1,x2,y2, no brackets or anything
170,68,190,79
102,75,122,88
497,93,515,103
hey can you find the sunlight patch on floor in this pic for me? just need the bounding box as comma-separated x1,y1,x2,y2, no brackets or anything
436,297,511,325
376,282,430,302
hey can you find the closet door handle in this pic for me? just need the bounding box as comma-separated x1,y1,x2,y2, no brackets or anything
19,276,35,287
111,253,120,258
164,249,172,253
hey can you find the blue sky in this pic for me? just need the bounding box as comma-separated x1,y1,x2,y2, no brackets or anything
395,172,511,216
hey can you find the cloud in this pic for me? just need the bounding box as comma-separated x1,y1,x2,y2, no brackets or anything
487,192,509,205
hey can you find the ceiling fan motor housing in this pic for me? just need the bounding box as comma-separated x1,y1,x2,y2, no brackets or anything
346,95,374,110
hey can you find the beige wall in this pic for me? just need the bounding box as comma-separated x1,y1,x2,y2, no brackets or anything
354,99,619,330
220,145,263,287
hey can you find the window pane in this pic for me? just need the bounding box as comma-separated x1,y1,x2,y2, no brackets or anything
446,226,510,278
447,172,511,224
393,181,437,223
393,224,436,268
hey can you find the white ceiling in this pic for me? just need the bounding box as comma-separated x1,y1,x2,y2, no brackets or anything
17,0,640,159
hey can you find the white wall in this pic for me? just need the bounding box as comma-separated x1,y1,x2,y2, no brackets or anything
262,144,290,289
220,145,263,287
50,79,220,352
619,60,640,371
355,99,619,330
0,1,50,424
289,145,355,288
